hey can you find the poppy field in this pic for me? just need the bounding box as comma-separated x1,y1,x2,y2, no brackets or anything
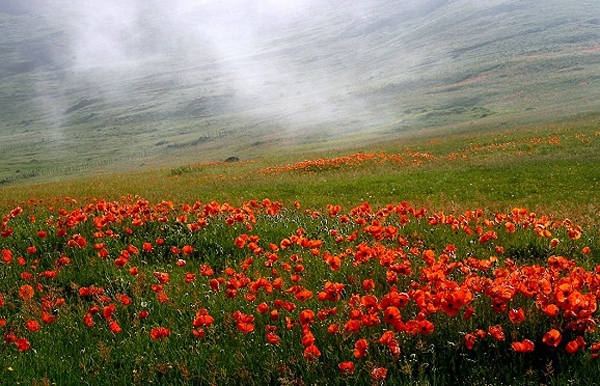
1,196,600,385
1,119,600,385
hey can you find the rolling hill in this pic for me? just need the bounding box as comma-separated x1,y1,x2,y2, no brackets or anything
1,0,599,184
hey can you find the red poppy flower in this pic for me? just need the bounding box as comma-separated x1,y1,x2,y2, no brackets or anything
371,367,388,382
19,284,34,300
109,320,122,334
153,271,170,284
83,313,95,328
508,308,525,324
15,337,30,352
150,326,170,340
193,309,214,327
26,320,41,332
192,328,205,338
299,309,315,325
236,322,255,333
354,338,368,358
102,304,116,321
362,279,375,291
511,339,535,353
542,329,562,347
465,333,477,350
38,312,54,325
417,319,435,335
338,361,355,374
1,249,12,263
488,325,505,341
303,344,321,362
565,336,585,354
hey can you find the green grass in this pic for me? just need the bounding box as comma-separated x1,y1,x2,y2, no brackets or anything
0,180,599,385
2,114,599,219
0,116,599,385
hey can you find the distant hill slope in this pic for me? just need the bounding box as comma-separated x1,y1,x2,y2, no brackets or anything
1,0,599,184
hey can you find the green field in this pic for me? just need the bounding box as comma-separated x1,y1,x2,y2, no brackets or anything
1,115,600,385
2,1,600,385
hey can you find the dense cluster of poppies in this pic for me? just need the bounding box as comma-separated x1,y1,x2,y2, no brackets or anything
0,195,598,382
256,133,577,175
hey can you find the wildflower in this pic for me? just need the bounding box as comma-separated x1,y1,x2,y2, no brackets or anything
153,271,170,284
338,361,355,374
417,319,435,335
303,344,321,362
1,249,12,263
185,273,196,283
150,327,170,340
266,330,280,344
371,367,388,382
465,333,477,350
19,284,34,300
511,339,535,353
354,338,368,358
508,308,525,324
299,309,315,325
102,304,116,321
109,320,122,334
542,329,562,347
156,291,169,304
209,278,220,292
83,313,95,327
182,245,194,255
119,294,132,305
193,309,214,327
565,336,585,354
15,338,30,352
488,325,505,341
199,264,214,277
362,279,375,291
26,320,41,332
42,312,56,324
257,302,269,314
192,328,205,338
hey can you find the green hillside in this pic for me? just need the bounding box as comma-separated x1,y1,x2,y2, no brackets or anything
1,0,599,184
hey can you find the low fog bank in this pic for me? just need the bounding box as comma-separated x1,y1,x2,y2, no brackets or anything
2,0,461,139
1,0,599,178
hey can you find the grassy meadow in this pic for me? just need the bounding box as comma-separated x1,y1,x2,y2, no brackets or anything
1,115,600,385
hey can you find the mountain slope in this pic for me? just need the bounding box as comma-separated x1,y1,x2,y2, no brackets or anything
1,0,599,184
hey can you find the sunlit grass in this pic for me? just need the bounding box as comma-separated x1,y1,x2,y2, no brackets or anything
2,116,599,219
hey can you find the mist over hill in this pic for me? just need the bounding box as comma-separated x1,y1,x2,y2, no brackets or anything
1,0,599,184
